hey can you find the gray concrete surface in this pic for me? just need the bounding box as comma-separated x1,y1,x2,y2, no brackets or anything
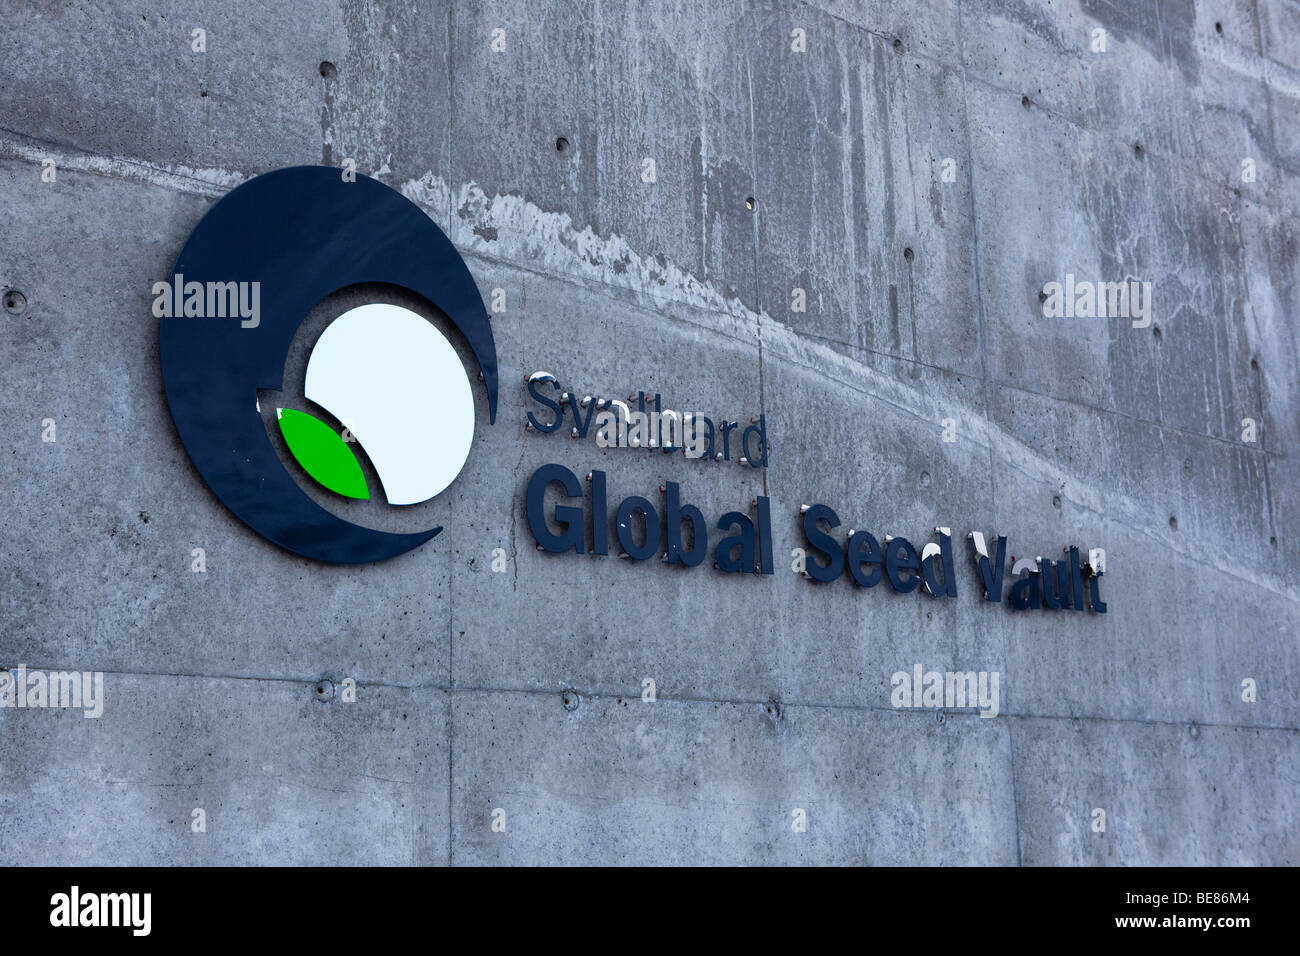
1,0,1297,865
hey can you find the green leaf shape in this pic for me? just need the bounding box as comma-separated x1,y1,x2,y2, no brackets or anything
277,408,369,500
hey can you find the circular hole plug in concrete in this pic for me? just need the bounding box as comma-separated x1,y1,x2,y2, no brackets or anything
3,289,28,314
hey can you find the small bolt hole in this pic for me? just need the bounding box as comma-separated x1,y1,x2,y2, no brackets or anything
3,290,27,314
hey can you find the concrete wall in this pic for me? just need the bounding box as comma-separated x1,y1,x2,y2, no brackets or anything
1,0,1297,865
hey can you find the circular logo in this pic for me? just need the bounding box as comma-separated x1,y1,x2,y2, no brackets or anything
159,166,498,563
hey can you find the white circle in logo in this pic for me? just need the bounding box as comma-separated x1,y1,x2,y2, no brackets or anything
305,303,474,505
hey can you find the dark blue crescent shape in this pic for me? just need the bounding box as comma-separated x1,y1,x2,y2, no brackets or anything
159,165,498,564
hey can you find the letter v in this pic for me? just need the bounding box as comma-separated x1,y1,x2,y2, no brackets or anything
972,534,1008,602
571,397,597,438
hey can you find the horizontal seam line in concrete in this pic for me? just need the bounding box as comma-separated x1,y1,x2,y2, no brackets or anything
0,127,237,194
454,245,760,348
991,376,1279,457
5,666,1295,733
775,324,980,376
0,131,763,351
760,327,1285,464
716,319,1288,472
986,448,1293,597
